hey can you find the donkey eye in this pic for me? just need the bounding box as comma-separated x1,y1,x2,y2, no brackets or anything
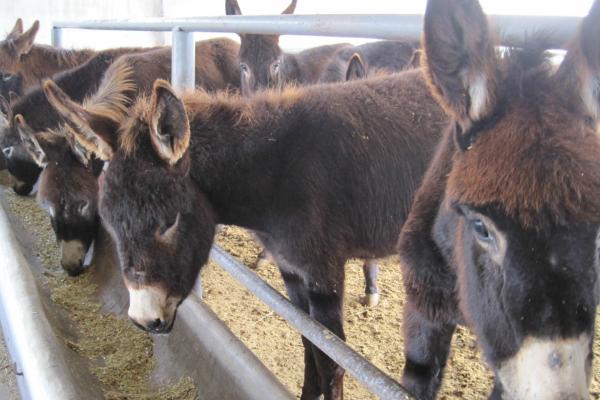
472,219,491,241
272,61,281,72
240,63,249,73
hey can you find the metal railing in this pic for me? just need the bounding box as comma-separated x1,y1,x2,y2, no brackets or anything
49,13,583,399
52,14,582,92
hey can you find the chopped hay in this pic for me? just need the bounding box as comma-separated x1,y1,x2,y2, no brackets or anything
3,189,197,400
209,225,600,400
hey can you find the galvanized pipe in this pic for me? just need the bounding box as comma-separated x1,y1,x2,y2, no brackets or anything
51,27,62,48
209,245,414,400
171,28,195,93
52,14,582,48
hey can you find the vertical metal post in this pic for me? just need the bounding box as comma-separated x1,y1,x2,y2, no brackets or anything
51,27,63,48
171,28,195,94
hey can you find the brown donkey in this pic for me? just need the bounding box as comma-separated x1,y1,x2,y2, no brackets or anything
19,38,240,276
17,61,135,276
0,19,94,93
225,0,349,96
46,68,447,398
397,0,600,399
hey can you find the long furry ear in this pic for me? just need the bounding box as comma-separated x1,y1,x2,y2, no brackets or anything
14,114,47,167
345,53,366,81
12,20,39,56
148,79,191,166
555,0,600,121
6,19,23,40
43,80,116,161
225,0,242,15
281,0,297,14
422,0,498,127
0,96,12,126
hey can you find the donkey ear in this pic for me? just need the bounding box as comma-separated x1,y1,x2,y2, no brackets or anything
407,49,422,69
7,19,23,40
281,0,297,14
0,96,12,122
15,114,47,167
422,0,497,126
12,20,39,56
9,91,20,104
555,0,600,120
43,79,116,161
346,53,366,81
225,0,242,15
149,80,191,166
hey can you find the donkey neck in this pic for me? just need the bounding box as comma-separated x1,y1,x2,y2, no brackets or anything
19,45,94,89
186,96,299,230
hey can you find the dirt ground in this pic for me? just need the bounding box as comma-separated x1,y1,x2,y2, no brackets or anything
206,225,600,400
0,331,20,400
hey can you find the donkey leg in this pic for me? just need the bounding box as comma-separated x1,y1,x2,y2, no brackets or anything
307,272,346,400
361,259,380,307
280,271,322,399
401,302,455,400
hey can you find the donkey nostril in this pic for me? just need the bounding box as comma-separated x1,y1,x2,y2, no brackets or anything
548,351,563,369
148,318,162,330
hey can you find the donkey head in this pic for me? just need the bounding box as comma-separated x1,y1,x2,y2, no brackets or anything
423,0,600,398
52,79,216,333
18,122,102,276
0,19,39,75
225,0,297,96
0,100,42,195
0,72,23,101
28,63,136,276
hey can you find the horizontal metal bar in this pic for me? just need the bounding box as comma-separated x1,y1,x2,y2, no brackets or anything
209,245,414,400
52,14,582,47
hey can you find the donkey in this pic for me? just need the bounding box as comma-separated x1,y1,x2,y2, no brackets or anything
16,61,134,276
45,68,448,398
397,0,600,399
19,38,240,276
0,45,161,195
319,40,420,83
225,0,349,96
0,19,95,92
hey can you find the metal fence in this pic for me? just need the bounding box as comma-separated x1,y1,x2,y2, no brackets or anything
50,13,583,399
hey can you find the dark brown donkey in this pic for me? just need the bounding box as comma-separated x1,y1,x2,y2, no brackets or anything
225,0,349,96
45,70,447,398
19,38,240,276
0,19,94,93
0,45,161,195
397,0,600,399
17,61,134,276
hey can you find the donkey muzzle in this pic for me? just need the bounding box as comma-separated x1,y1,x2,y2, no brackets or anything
498,334,591,400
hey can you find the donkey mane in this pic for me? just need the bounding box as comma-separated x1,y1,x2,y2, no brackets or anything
50,62,135,153
26,44,93,70
119,84,303,155
81,61,135,120
445,37,600,229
